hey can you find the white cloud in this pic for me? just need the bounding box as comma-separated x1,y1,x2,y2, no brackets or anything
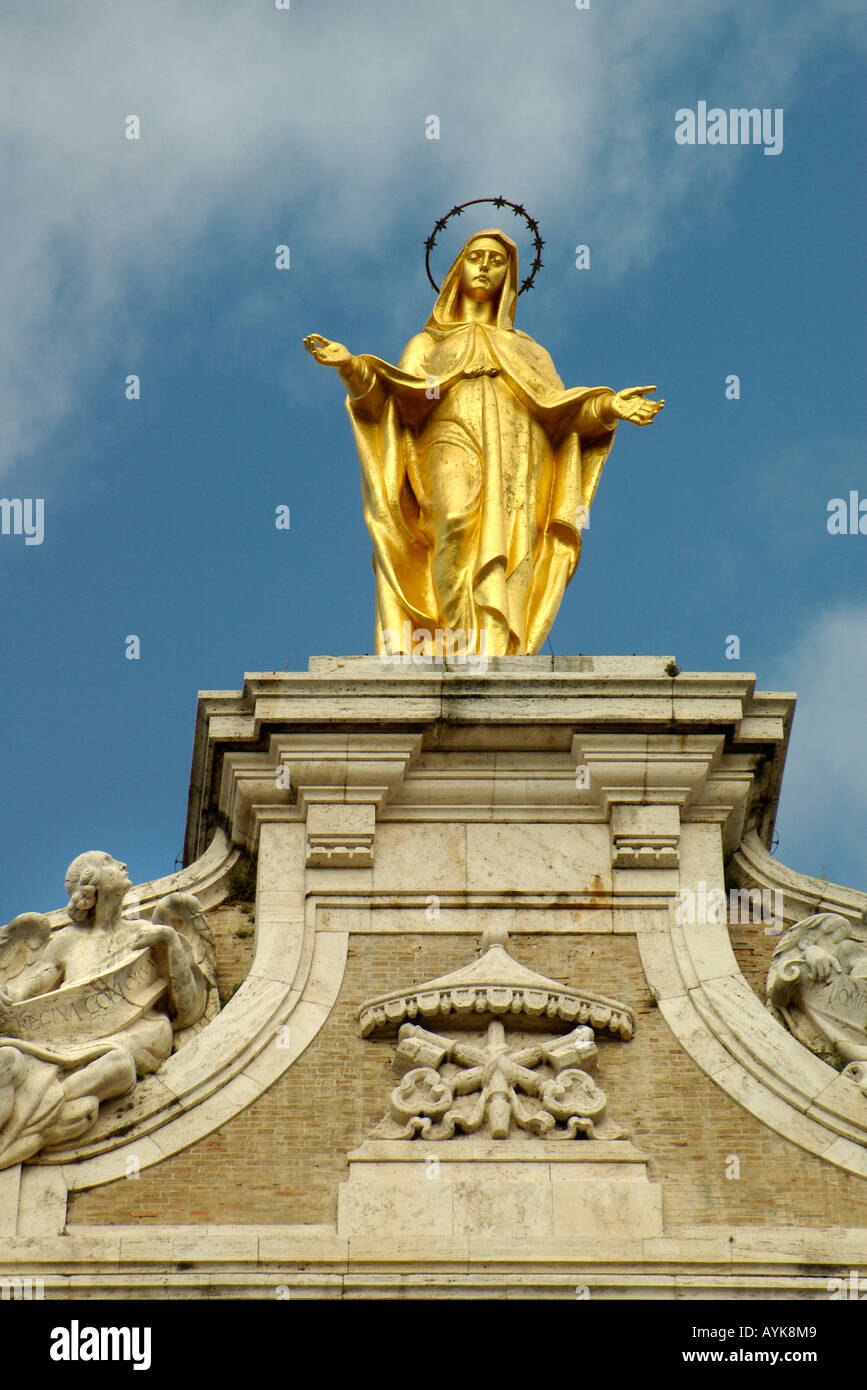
0,0,863,477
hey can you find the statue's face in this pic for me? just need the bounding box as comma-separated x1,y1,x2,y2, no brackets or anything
94,854,133,899
460,239,509,302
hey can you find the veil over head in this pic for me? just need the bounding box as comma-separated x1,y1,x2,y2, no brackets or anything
426,230,519,331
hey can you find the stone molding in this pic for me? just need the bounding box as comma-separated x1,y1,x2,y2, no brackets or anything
610,804,680,868
0,1220,864,1297
305,804,376,868
184,657,793,861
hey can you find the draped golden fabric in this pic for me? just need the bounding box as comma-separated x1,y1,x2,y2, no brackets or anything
345,231,618,656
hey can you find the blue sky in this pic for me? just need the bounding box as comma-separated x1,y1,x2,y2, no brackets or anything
0,0,864,920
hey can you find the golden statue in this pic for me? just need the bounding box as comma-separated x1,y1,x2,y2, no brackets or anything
304,217,663,657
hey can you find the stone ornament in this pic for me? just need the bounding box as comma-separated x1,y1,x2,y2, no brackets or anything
0,852,216,1168
357,937,634,1041
386,1019,617,1140
358,926,632,1141
767,911,867,1092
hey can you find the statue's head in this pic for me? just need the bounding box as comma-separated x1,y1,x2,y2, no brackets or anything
64,851,132,924
460,236,510,303
427,228,518,330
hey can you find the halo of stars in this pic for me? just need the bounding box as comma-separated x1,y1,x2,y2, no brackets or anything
424,197,545,296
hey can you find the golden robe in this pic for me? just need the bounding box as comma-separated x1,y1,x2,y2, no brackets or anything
345,231,618,656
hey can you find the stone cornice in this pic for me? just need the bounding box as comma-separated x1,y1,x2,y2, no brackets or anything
1,1221,866,1297
185,657,795,863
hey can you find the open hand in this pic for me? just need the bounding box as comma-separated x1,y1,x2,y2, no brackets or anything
610,385,665,426
303,334,353,371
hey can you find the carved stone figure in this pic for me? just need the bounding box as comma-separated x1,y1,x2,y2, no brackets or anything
0,852,216,1167
357,925,633,1140
304,217,663,656
767,911,867,1091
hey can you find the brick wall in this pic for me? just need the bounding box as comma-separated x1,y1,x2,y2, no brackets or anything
729,916,778,1002
210,902,256,1006
68,932,867,1228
